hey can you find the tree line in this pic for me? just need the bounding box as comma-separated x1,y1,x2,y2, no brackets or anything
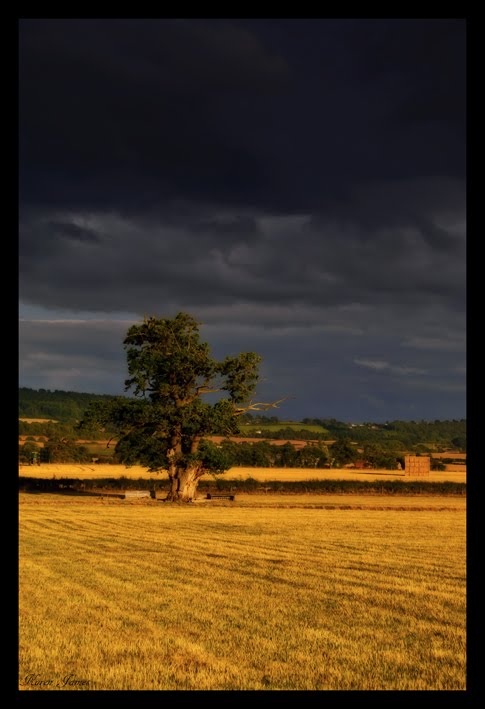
301,417,466,449
21,436,445,470
19,387,120,423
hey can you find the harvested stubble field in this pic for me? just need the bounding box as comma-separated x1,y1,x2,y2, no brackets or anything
18,463,466,483
18,417,58,423
19,492,466,690
197,493,466,510
432,452,466,459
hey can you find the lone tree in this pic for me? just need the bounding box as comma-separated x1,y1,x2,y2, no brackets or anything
80,313,284,501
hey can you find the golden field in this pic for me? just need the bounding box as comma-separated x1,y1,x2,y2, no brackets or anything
19,417,58,423
18,463,466,483
19,493,466,690
432,452,466,459
198,493,466,510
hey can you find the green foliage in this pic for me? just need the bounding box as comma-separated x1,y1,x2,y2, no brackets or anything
331,439,357,466
277,442,297,467
122,314,260,406
297,443,329,468
362,443,398,470
451,436,466,452
219,352,262,404
194,440,234,474
240,425,330,440
297,418,466,448
19,387,119,422
238,414,280,424
412,444,432,454
19,442,41,463
236,416,466,448
40,437,92,463
215,440,330,469
19,418,117,441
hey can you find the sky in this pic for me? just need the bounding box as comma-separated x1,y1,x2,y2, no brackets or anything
19,18,466,422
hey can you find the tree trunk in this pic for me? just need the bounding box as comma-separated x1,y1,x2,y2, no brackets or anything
165,466,202,502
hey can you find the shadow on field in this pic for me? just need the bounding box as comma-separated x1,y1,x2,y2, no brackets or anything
352,470,406,477
19,489,125,499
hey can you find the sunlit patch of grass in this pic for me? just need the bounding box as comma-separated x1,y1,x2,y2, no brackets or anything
19,494,465,690
19,463,466,483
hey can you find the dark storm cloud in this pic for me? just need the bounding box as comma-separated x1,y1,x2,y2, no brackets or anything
19,18,465,215
48,220,103,244
18,19,466,420
316,176,466,233
19,18,292,213
347,19,466,128
18,191,466,421
19,176,465,316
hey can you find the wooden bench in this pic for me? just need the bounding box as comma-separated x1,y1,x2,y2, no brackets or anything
122,490,151,499
206,493,235,501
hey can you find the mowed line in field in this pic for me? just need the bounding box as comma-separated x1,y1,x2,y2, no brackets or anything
17,492,466,511
19,494,466,690
18,463,466,483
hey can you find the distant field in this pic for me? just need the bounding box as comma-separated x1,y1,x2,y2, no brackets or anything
226,466,467,483
80,443,115,456
19,439,46,447
19,493,466,690
432,452,466,460
208,436,334,448
18,463,466,483
19,418,58,423
240,422,328,433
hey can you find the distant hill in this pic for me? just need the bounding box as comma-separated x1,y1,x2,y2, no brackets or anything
18,387,466,451
300,417,466,449
19,387,122,423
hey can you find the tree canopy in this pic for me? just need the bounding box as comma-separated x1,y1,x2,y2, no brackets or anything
80,313,283,500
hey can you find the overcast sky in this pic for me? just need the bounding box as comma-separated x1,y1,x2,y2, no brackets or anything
19,18,466,422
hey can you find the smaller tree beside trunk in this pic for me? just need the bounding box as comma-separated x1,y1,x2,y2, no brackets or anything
80,313,284,501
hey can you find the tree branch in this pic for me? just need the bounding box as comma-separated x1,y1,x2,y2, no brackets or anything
233,397,290,415
196,386,222,396
195,376,223,397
